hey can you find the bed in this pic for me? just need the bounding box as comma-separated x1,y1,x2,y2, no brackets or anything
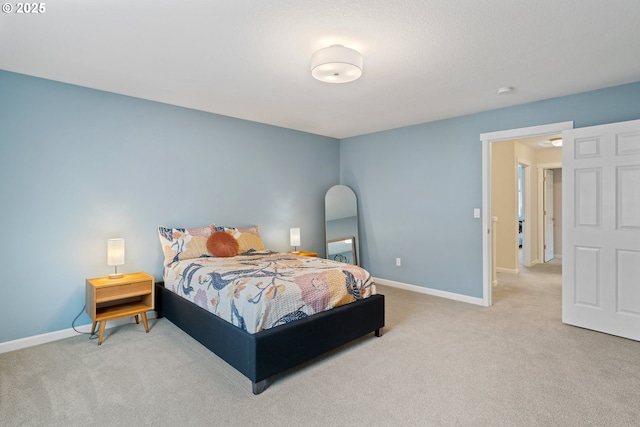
155,225,385,394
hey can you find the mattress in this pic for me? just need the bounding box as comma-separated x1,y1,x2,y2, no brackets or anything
162,251,376,334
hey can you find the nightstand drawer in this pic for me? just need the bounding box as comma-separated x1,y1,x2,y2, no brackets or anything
96,280,152,302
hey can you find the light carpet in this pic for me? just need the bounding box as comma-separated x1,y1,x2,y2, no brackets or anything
1,260,639,426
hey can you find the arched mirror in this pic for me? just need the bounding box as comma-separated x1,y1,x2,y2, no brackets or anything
325,185,359,265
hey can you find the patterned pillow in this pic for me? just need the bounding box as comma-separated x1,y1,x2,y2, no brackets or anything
158,225,214,266
207,231,240,257
214,225,266,254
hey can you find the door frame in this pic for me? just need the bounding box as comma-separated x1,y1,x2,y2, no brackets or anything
480,121,574,306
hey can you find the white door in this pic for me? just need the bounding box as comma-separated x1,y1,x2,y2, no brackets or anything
544,169,554,262
563,119,640,341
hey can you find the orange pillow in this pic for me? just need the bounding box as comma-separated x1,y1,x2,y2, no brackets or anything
207,231,239,257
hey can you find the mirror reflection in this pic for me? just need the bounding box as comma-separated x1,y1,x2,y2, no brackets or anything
327,237,356,264
325,185,359,265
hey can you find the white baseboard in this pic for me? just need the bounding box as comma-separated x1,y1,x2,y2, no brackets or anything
0,311,158,354
496,267,519,274
373,277,484,306
2,277,488,353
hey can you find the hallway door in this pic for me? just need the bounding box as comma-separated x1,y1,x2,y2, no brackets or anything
562,119,640,341
543,169,554,262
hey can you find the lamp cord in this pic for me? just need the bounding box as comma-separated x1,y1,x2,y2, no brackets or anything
72,304,98,340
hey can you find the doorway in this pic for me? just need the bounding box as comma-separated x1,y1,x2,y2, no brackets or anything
543,169,554,262
481,121,574,307
517,161,531,267
537,164,562,264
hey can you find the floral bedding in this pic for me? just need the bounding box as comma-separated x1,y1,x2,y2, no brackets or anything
162,251,376,334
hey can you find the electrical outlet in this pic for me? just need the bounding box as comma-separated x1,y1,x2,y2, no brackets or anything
396,257,401,267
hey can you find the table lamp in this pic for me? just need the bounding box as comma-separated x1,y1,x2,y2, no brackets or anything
290,228,300,253
107,238,125,279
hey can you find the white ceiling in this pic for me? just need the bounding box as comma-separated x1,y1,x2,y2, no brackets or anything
2,0,640,139
517,134,562,150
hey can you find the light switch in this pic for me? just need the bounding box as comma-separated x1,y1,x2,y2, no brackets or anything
474,208,481,218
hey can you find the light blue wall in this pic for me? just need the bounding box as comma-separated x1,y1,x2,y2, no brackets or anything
3,69,639,344
0,70,339,343
341,82,640,298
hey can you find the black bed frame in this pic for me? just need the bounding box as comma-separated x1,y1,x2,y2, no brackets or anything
155,282,385,394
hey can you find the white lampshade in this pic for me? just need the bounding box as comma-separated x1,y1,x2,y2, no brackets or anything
290,227,301,247
311,45,363,83
107,238,125,278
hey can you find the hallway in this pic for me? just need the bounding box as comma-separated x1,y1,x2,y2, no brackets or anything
493,258,562,312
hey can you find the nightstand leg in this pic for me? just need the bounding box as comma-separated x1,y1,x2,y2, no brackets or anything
91,321,97,335
134,314,139,324
140,312,149,333
98,320,106,345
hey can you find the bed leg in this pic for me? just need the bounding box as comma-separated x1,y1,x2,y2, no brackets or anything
252,379,268,395
375,327,383,337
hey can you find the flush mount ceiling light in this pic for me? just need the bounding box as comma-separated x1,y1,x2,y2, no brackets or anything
550,137,563,147
311,45,363,83
497,86,514,95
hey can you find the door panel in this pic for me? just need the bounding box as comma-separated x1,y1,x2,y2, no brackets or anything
574,246,600,307
563,119,640,341
575,168,601,227
618,166,640,228
617,250,640,315
544,169,554,262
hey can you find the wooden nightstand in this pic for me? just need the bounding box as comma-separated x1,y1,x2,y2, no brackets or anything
85,272,154,345
289,251,318,257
